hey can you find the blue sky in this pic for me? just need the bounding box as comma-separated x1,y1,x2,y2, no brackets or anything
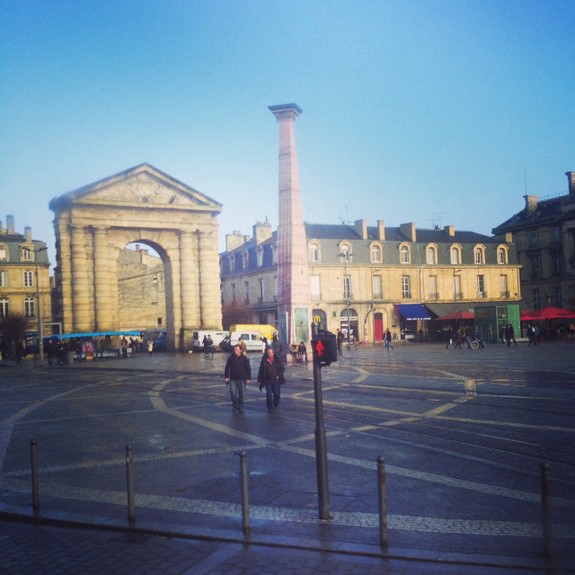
1,0,574,263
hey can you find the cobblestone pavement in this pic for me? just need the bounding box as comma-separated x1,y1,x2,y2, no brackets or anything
1,341,574,574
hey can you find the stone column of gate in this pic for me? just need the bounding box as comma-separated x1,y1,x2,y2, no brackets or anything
197,229,222,329
70,225,92,332
92,226,116,331
179,230,200,337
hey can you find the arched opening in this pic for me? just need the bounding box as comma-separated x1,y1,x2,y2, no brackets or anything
340,308,358,341
117,242,169,341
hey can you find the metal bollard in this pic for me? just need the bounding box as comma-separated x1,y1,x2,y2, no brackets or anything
126,445,136,525
237,451,250,533
30,439,40,515
540,462,553,557
377,456,388,548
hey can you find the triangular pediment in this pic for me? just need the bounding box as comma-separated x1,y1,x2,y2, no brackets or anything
51,164,222,212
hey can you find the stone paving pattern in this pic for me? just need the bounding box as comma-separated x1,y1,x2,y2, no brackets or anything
1,341,574,574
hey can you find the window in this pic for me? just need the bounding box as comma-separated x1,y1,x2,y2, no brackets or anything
497,247,507,264
554,286,563,308
425,246,437,265
257,246,264,267
259,278,265,302
24,297,35,317
528,231,538,246
401,275,411,299
454,275,462,300
343,275,352,300
228,255,235,273
400,245,410,264
339,243,352,261
530,256,541,279
532,288,541,310
242,251,248,270
551,227,561,242
372,275,382,299
21,247,33,262
231,283,236,304
24,271,34,287
450,246,461,265
310,275,321,300
0,271,6,287
428,275,438,299
474,246,485,265
499,274,509,298
477,275,485,298
0,298,8,318
370,244,382,263
309,242,320,262
0,246,7,261
552,253,562,275
244,281,250,304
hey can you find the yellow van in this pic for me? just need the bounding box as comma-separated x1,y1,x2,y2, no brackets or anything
228,324,278,341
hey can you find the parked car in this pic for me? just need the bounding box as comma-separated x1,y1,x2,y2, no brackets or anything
401,328,416,341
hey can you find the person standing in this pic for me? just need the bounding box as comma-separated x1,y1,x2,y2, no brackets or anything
384,328,394,351
336,329,344,356
257,347,285,414
224,344,251,414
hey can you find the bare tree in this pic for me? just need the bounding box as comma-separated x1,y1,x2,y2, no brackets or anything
0,313,29,360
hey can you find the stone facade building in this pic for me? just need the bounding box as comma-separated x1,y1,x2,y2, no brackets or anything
0,215,51,335
220,219,522,344
493,171,575,311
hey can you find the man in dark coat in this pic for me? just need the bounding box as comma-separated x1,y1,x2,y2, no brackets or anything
224,344,251,414
257,347,285,414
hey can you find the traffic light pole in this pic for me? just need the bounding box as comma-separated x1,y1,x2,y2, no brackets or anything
311,323,331,520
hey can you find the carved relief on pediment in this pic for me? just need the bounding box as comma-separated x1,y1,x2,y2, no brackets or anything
85,174,202,207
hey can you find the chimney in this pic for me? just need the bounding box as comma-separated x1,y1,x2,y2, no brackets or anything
524,194,538,213
377,219,385,241
25,226,32,242
443,225,455,237
354,218,368,240
253,221,273,244
566,171,575,196
226,230,249,252
400,222,416,242
6,214,15,234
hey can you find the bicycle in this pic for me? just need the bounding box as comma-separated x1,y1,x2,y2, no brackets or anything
345,338,358,351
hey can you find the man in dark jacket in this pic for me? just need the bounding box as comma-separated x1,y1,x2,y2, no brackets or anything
257,347,285,413
224,345,252,414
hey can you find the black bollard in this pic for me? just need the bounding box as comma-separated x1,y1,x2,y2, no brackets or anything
238,451,250,533
540,462,553,557
30,439,40,515
126,445,135,525
377,456,388,548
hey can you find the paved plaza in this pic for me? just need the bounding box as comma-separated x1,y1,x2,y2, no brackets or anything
1,341,574,574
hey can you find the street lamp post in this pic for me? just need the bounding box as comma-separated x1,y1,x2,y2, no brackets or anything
35,247,48,364
339,251,353,346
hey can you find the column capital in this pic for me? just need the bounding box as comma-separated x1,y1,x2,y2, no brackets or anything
269,103,302,121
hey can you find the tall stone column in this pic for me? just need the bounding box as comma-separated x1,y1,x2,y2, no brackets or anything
197,229,222,329
269,103,311,346
179,230,199,332
92,226,116,331
70,225,91,332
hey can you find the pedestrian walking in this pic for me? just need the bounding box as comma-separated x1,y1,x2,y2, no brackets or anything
505,324,517,346
384,328,394,351
224,344,251,414
257,347,285,414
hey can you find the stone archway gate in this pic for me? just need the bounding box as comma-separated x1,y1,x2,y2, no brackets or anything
49,163,223,351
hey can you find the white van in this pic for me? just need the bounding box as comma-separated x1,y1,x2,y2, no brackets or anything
228,331,266,353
